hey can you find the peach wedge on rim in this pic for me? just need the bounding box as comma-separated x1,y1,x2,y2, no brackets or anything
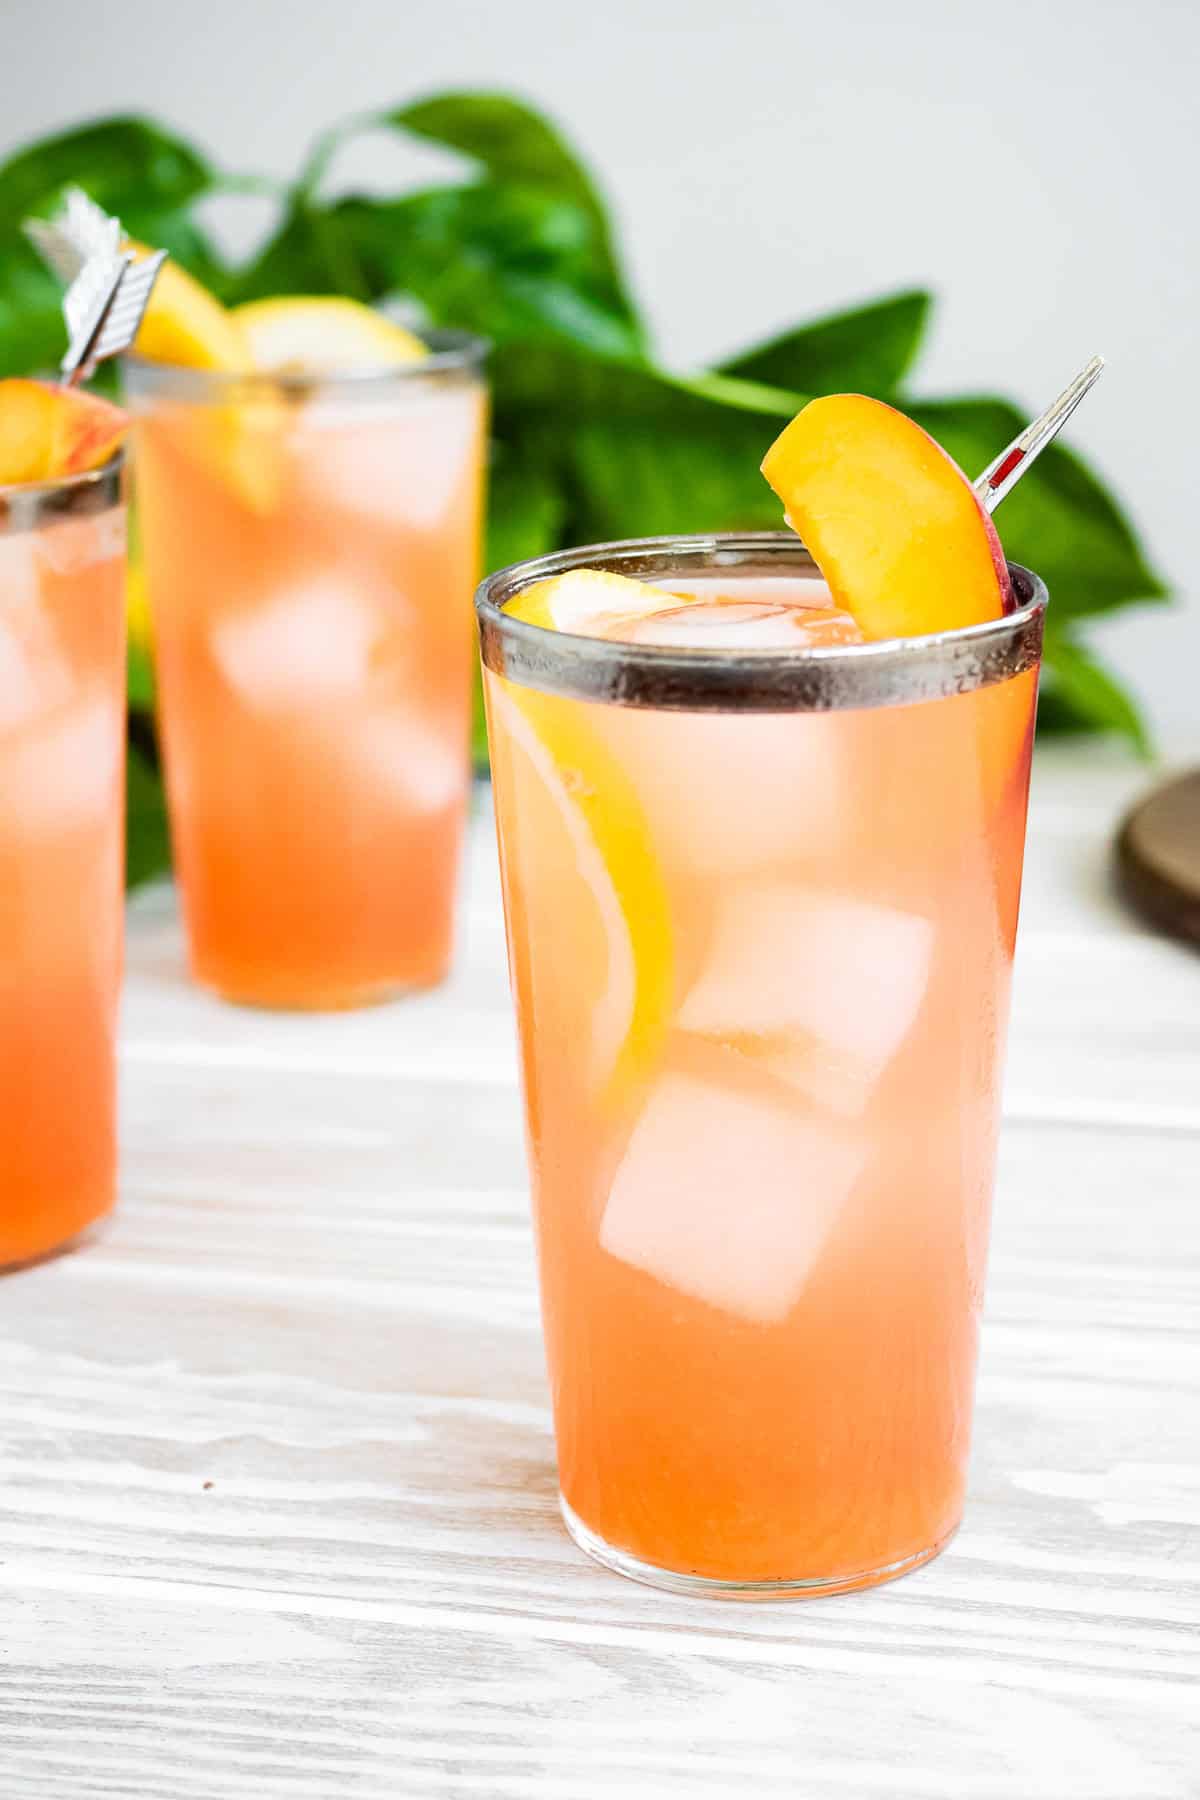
0,379,126,487
761,393,1014,639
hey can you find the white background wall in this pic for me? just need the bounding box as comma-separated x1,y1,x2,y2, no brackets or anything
6,0,1197,744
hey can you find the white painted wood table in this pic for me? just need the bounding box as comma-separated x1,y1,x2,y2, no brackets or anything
4,746,1199,1798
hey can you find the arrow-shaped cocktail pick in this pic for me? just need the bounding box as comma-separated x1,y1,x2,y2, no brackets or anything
24,187,167,387
974,354,1105,512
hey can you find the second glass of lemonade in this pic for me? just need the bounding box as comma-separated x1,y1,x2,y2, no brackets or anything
128,335,486,1008
480,534,1045,1597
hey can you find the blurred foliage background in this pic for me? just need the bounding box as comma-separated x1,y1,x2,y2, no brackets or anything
0,93,1168,884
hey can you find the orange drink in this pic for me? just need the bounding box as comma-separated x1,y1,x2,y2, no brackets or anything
128,333,486,1008
479,535,1044,1595
0,453,126,1266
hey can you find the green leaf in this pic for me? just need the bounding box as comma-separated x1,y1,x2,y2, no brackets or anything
127,637,155,710
719,290,932,396
386,93,642,338
909,398,1168,626
0,241,65,377
227,198,371,305
0,116,214,229
125,737,172,889
1039,630,1153,756
475,446,567,773
332,187,641,358
491,342,799,542
486,442,566,573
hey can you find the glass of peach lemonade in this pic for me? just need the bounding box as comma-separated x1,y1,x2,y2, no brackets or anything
125,284,486,1009
479,395,1046,1597
0,380,128,1267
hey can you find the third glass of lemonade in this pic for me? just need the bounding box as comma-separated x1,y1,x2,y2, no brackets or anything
128,333,486,1008
480,534,1045,1596
1,453,125,1265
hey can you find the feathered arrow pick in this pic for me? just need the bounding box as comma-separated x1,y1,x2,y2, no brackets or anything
25,187,167,385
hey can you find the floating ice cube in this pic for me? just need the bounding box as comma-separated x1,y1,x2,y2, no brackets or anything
0,693,122,838
210,577,388,711
600,1055,864,1324
679,885,934,1116
351,708,466,816
299,388,483,531
0,541,73,734
622,599,862,650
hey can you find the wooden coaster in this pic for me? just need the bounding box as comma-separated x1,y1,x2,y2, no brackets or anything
1115,768,1200,947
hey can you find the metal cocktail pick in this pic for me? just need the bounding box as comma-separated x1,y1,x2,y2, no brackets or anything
24,187,167,387
973,354,1105,512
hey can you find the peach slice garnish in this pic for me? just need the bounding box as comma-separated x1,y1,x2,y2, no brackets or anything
762,394,1032,827
0,379,126,486
761,394,1013,640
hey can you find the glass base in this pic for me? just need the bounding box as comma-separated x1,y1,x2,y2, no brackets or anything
1,1208,112,1274
193,966,449,1013
560,1495,958,1600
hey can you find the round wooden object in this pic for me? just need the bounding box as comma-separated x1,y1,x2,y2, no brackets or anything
1115,768,1200,947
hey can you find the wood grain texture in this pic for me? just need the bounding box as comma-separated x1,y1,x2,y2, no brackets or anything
3,754,1199,1799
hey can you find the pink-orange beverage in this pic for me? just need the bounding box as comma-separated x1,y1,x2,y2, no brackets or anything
0,461,125,1265
129,340,486,1008
480,538,1044,1596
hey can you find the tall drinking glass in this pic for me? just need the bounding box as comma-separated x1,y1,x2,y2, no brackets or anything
126,335,487,1009
0,458,126,1266
479,534,1045,1597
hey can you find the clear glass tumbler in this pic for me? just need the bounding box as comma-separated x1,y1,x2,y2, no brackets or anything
0,457,126,1266
126,334,487,1009
478,533,1046,1597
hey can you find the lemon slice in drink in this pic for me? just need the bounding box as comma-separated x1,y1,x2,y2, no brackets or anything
487,674,673,1109
233,298,428,374
510,568,684,635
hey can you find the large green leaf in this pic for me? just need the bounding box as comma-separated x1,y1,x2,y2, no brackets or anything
386,93,642,338
1039,629,1153,756
0,117,214,229
719,290,932,396
232,185,642,359
491,342,800,541
226,199,373,305
338,187,640,357
0,243,64,377
486,442,566,574
476,445,569,771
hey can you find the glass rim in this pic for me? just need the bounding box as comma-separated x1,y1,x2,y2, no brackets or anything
122,327,488,401
0,450,124,536
476,532,1047,714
